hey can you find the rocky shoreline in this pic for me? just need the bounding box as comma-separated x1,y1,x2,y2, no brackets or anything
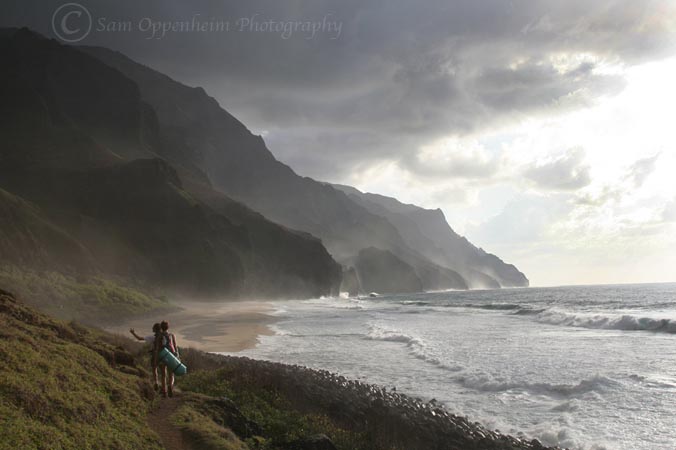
193,353,562,450
2,287,563,450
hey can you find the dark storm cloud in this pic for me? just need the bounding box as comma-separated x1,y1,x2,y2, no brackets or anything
471,61,625,114
2,0,674,180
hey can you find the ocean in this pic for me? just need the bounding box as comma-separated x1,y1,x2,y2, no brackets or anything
228,283,676,450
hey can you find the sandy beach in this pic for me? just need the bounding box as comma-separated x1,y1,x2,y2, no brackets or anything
108,301,277,352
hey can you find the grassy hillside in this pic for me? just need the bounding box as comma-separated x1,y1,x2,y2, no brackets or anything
0,186,173,323
0,289,365,450
0,289,162,450
1,289,552,450
0,188,92,271
0,265,170,322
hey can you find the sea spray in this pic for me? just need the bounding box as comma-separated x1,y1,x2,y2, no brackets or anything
237,283,676,450
533,310,676,334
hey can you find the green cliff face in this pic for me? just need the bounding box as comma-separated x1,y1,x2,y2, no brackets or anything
0,28,341,300
83,44,528,293
0,27,526,298
353,247,423,294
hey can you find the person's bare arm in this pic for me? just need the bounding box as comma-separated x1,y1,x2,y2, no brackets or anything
172,334,180,358
129,328,144,341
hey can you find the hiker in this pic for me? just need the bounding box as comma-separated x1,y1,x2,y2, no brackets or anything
129,323,160,345
130,323,160,391
153,320,179,398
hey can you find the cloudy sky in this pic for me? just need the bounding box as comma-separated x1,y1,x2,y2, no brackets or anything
3,0,676,286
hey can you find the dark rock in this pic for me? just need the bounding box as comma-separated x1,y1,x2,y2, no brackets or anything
530,439,547,449
0,289,15,300
117,365,142,377
93,347,115,366
113,348,136,367
285,434,338,450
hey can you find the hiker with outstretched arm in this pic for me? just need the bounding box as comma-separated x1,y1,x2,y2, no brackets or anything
130,323,161,391
153,320,180,397
129,323,160,345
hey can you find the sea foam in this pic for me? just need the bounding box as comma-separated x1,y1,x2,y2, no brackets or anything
455,374,618,397
533,310,676,334
365,324,463,372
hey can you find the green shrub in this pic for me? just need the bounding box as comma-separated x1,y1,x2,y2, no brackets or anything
177,368,368,450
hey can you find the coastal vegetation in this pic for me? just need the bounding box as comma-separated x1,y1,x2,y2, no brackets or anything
0,289,162,449
0,288,554,450
0,265,169,322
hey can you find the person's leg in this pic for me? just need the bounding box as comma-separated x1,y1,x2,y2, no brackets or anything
150,357,158,390
159,364,167,397
168,371,175,397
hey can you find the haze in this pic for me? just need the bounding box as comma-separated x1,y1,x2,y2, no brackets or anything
4,0,675,286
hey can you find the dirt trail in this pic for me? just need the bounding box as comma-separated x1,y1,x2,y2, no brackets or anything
147,391,194,450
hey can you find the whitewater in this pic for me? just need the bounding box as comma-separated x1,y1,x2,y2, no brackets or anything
228,283,676,449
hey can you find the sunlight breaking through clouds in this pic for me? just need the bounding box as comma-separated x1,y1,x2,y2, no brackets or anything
5,0,673,286
350,56,676,286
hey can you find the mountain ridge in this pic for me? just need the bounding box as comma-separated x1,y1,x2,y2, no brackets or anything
332,184,529,288
0,27,527,300
0,28,341,300
82,44,528,292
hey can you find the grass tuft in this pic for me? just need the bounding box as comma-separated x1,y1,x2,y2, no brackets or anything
171,402,249,450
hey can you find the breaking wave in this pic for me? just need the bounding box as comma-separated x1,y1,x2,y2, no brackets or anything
533,310,676,334
456,374,618,397
400,301,532,312
472,303,522,310
303,297,365,310
365,324,463,372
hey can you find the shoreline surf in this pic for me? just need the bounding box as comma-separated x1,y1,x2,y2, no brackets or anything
108,300,278,352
